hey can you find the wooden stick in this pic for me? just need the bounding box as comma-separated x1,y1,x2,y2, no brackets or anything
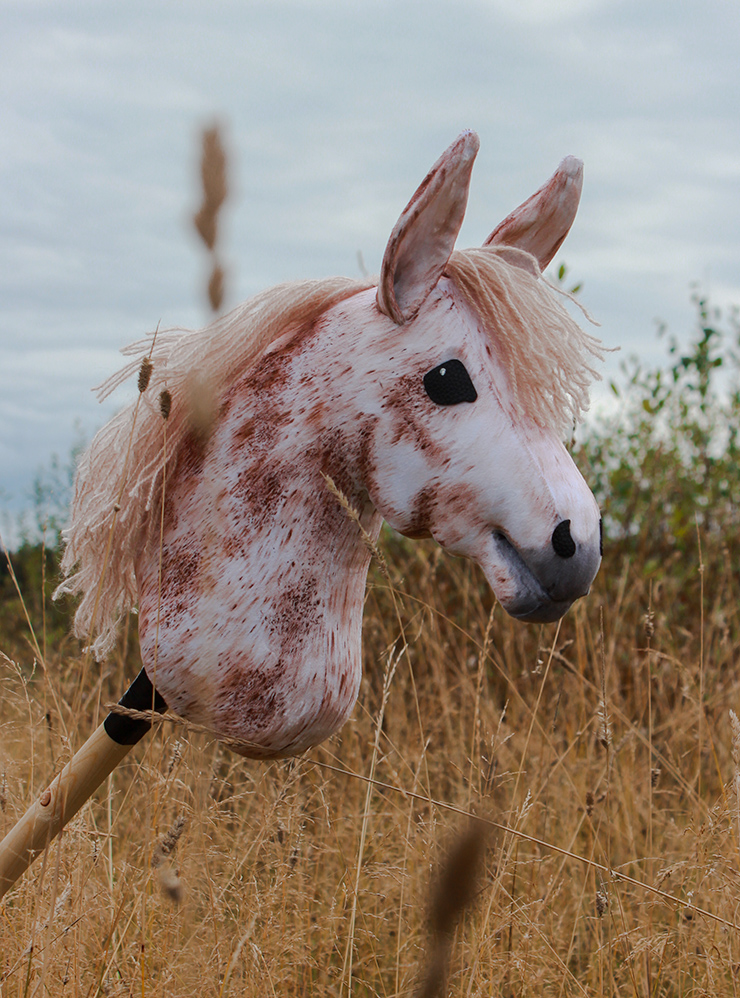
0,668,167,902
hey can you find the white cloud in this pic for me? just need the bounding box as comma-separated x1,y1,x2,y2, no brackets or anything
490,0,613,24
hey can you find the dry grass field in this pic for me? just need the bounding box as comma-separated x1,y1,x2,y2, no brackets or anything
2,512,740,996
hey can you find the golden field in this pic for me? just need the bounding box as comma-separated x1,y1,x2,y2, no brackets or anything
2,509,739,996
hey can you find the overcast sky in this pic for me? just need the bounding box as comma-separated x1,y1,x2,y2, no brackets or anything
2,0,740,539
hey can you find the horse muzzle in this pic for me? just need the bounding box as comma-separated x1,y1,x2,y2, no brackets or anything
491,518,602,623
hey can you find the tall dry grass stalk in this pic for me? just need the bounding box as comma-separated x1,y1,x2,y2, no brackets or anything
193,124,228,314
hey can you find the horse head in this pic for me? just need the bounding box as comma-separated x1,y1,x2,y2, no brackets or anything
59,131,604,757
361,131,602,622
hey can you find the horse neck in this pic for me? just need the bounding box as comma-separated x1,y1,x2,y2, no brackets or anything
141,309,385,656
209,315,383,578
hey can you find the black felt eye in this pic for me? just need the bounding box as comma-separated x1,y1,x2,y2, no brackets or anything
423,359,477,406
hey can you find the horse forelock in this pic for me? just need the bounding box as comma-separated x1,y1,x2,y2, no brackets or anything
444,247,604,432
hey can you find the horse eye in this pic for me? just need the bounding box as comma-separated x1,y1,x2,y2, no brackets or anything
423,359,477,406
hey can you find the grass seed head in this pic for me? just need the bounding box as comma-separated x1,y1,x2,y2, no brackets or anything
418,819,488,998
186,373,217,454
152,813,187,868
208,264,225,312
429,819,488,937
138,357,153,394
193,125,227,251
159,389,172,421
156,862,185,906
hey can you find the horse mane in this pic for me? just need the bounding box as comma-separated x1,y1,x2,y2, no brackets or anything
57,249,603,659
445,247,604,431
56,275,374,659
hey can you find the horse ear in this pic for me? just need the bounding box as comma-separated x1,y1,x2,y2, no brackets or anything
484,155,583,271
377,131,479,325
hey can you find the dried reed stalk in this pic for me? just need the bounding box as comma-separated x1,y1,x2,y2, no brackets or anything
193,124,228,312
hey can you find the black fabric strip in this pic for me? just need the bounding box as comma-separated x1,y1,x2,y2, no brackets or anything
103,668,168,746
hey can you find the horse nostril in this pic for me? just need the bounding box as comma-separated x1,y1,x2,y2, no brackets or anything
552,519,576,559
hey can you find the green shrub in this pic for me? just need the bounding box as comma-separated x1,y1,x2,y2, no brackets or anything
578,291,740,575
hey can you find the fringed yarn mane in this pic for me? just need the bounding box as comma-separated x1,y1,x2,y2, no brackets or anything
57,249,603,659
445,247,604,431
57,276,374,659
